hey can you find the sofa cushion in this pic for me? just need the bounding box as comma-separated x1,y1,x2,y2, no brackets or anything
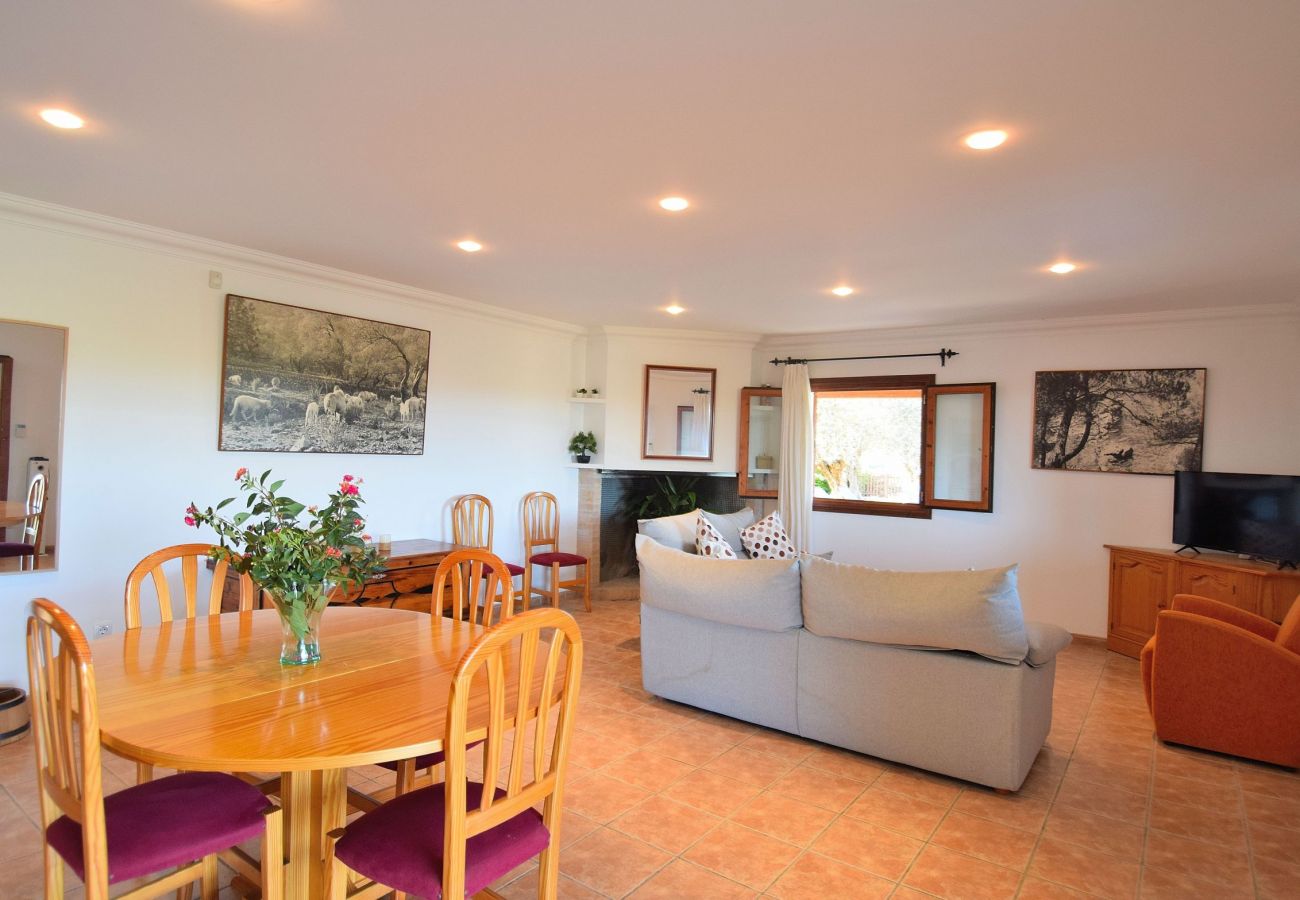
1025,621,1073,667
800,557,1029,664
696,515,738,559
637,509,700,554
699,508,756,556
1276,601,1300,657
741,512,798,560
636,534,802,632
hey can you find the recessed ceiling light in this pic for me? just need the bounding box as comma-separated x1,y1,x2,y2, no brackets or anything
658,197,690,212
963,129,1008,151
455,239,483,253
830,285,855,297
664,304,686,315
1048,261,1078,274
39,109,84,130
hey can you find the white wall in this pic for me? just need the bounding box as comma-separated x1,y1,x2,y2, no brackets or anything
590,326,758,472
1,322,66,546
0,197,583,687
756,306,1300,637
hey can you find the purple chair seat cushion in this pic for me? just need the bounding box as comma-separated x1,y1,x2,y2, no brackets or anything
46,771,270,884
378,750,444,772
0,543,35,558
483,562,526,578
378,739,484,774
529,551,587,568
334,782,550,899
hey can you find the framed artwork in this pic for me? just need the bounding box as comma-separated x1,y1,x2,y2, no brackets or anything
1032,368,1206,475
218,294,430,454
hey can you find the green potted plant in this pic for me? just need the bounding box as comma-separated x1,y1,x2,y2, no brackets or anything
187,468,384,665
568,431,598,463
631,475,700,519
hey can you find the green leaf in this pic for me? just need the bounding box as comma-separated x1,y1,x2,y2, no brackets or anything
216,497,234,510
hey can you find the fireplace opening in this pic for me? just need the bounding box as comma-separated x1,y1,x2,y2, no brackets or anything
580,470,745,584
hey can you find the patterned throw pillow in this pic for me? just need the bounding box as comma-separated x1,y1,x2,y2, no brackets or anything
696,514,739,559
740,512,798,560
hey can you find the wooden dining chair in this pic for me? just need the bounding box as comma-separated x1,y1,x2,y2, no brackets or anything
326,607,584,900
0,471,47,567
379,548,516,797
123,544,259,785
26,598,284,900
522,491,590,612
125,543,257,630
453,494,525,604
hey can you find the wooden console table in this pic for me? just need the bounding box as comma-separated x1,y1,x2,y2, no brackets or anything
1105,545,1300,658
218,539,466,614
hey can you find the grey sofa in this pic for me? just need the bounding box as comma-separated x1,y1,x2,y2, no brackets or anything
635,535,1071,791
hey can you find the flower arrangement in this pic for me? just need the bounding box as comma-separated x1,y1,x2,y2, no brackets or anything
187,468,384,663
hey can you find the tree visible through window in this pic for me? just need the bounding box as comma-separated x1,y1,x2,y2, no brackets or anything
815,389,923,503
812,375,935,517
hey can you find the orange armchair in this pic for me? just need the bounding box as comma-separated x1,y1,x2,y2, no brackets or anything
1141,593,1300,768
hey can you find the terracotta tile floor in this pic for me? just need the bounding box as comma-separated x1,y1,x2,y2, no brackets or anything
2,596,1298,898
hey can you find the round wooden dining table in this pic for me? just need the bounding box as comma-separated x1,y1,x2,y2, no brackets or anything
93,606,501,898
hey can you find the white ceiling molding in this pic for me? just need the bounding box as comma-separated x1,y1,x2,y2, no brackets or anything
596,324,761,346
0,192,587,338
757,301,1300,353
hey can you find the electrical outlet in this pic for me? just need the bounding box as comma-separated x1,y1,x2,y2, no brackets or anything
94,623,112,638
208,270,223,290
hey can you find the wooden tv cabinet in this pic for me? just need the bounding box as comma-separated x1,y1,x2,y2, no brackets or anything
1105,545,1300,658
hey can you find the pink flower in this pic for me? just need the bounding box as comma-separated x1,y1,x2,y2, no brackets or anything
342,474,354,482
308,505,318,513
325,546,342,558
362,533,372,542
184,515,196,527
354,518,363,527
186,503,199,515
235,467,248,480
340,483,359,496
355,477,364,485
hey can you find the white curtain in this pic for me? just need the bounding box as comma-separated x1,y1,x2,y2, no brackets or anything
778,363,813,552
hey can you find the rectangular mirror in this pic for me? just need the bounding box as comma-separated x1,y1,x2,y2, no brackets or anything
0,320,66,573
642,365,716,460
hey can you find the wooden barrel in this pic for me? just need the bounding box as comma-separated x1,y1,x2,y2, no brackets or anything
0,687,30,746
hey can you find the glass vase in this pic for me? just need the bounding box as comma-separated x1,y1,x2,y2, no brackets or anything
268,581,333,666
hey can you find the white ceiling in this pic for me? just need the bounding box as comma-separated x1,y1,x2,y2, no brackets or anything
3,0,1299,333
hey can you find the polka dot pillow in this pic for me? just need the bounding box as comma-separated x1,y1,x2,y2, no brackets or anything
696,513,739,559
740,512,798,560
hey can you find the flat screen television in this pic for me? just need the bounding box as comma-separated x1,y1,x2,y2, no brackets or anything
1173,472,1300,567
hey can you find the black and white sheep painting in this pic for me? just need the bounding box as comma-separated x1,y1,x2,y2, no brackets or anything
1031,368,1206,475
218,295,430,455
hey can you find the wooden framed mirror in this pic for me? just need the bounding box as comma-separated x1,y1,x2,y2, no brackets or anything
0,321,67,573
642,365,717,460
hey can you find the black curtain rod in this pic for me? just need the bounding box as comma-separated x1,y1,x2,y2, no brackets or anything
770,348,959,367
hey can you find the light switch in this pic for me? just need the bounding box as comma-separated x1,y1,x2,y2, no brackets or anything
14,423,26,438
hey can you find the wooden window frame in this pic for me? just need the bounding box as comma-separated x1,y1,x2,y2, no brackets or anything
811,374,996,518
812,374,935,519
924,382,996,513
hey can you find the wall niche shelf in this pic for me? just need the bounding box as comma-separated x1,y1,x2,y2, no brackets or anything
569,397,606,404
